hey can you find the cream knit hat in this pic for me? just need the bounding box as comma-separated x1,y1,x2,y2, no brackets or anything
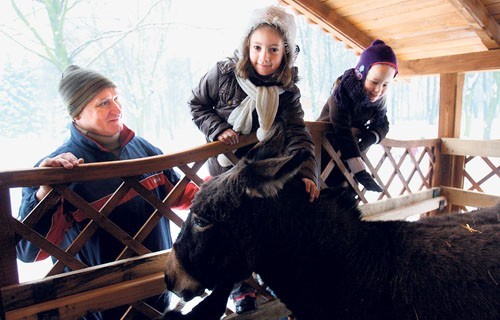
241,5,298,67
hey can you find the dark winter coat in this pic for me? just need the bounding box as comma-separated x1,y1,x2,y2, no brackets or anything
317,68,389,160
188,57,318,184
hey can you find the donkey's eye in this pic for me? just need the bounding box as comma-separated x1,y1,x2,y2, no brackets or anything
192,214,212,229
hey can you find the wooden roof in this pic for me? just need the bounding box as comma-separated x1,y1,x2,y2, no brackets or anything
279,0,500,77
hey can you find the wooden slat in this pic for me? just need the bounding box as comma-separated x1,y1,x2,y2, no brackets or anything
395,37,484,55
399,44,487,60
177,161,207,187
381,13,467,39
1,251,168,311
330,0,409,16
282,0,500,71
10,218,87,272
389,29,479,47
357,3,457,30
399,49,500,76
116,177,186,260
0,134,257,189
362,196,447,221
5,273,165,320
48,183,132,276
52,184,151,257
360,187,441,218
17,190,61,232
440,186,500,207
380,138,440,148
0,188,19,289
448,0,500,48
351,0,452,23
279,0,372,52
441,138,500,157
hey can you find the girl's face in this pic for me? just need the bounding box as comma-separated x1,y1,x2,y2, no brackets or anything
363,64,397,103
73,87,123,136
249,26,285,76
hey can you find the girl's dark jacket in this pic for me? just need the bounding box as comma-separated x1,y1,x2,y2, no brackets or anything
189,57,318,184
317,68,389,160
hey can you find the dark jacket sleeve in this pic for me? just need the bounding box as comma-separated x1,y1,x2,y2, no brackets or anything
280,89,319,185
366,100,389,141
189,63,232,142
326,91,361,160
16,184,65,262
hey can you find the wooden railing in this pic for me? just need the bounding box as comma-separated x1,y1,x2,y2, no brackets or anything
0,122,498,319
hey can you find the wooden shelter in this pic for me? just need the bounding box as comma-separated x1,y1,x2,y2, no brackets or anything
280,0,500,74
281,0,500,206
0,1,499,319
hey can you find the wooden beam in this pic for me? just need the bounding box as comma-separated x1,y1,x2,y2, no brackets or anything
278,0,372,53
398,49,500,76
398,50,500,78
441,138,500,157
447,0,500,49
5,273,165,320
1,251,168,312
440,186,500,208
360,187,445,221
438,73,463,138
438,73,465,194
0,188,19,320
362,196,447,221
0,133,258,189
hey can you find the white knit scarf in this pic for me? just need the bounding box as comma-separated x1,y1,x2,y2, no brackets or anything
229,75,281,141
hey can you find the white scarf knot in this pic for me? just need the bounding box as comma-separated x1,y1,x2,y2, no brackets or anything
218,75,282,167
229,75,281,141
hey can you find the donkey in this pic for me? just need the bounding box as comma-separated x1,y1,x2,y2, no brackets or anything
163,121,499,320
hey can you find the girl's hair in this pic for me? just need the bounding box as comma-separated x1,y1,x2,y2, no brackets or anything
235,24,294,88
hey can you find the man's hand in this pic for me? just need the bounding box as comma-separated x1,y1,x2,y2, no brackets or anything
36,152,84,200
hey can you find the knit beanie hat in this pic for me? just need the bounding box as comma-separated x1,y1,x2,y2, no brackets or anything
241,5,298,67
355,39,398,79
59,65,116,118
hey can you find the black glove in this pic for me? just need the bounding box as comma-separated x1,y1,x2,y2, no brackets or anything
354,170,383,192
358,132,377,153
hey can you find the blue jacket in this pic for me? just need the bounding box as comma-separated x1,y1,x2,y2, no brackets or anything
17,123,195,265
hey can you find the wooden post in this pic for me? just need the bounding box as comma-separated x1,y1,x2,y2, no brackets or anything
437,73,465,212
0,187,20,320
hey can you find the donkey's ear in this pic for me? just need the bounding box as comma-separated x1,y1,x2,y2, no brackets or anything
245,119,287,161
243,149,311,198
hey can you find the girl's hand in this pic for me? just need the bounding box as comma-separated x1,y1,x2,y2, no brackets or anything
217,129,239,145
303,178,320,202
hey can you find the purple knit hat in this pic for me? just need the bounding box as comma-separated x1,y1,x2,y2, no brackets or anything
355,39,398,79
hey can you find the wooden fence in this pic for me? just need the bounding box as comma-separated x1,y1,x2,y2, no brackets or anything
0,122,498,319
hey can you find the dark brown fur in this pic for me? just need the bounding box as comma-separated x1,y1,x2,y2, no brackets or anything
163,122,500,320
